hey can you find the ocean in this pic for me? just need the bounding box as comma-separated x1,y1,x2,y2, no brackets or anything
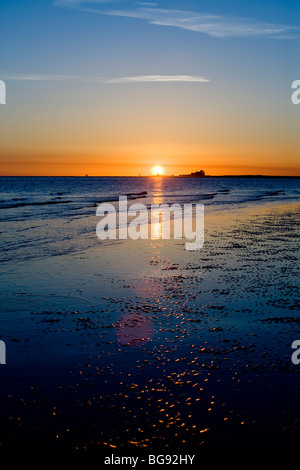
0,176,299,267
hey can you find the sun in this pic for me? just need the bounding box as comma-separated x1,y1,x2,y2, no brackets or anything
152,166,163,176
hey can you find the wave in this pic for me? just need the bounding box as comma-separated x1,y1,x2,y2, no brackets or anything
0,191,220,212
126,191,148,197
161,192,217,200
0,200,72,209
262,190,285,197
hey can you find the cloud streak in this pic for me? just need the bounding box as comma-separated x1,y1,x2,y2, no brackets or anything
0,73,107,83
0,73,210,84
106,75,210,83
54,1,299,39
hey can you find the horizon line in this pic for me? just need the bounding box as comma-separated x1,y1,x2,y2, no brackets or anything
1,174,300,178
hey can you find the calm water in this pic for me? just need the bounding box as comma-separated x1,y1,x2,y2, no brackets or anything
0,176,299,267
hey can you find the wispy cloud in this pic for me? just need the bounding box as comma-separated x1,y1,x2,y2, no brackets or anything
135,2,157,6
54,0,120,5
1,73,210,84
0,73,107,83
53,1,299,39
106,75,210,83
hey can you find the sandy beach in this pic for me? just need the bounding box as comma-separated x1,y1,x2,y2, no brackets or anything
0,201,299,457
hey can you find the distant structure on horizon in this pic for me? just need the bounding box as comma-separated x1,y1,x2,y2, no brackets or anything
179,170,206,177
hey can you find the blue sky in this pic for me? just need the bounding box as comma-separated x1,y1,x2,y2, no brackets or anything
0,0,299,175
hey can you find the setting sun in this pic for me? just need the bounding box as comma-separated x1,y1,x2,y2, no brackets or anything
152,166,163,176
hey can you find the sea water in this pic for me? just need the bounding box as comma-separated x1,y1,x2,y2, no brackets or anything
0,176,299,267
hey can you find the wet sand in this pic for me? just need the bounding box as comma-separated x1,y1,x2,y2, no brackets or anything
0,202,299,457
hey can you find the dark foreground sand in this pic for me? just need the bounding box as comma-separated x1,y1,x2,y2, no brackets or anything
0,202,299,458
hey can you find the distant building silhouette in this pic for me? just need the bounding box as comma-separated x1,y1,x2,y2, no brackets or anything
190,170,205,177
179,169,206,177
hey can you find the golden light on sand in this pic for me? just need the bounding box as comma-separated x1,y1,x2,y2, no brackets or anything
152,166,163,176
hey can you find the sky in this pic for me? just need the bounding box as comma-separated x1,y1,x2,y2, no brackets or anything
0,0,299,176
